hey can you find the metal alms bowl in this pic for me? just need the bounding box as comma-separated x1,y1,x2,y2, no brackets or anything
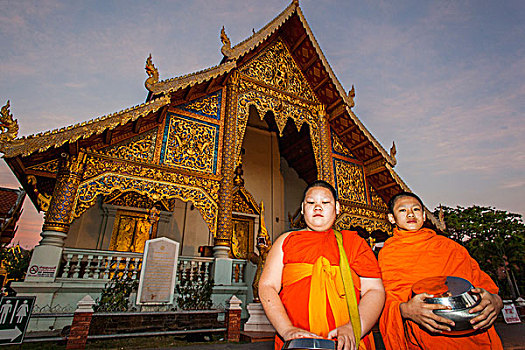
282,338,336,350
413,276,482,334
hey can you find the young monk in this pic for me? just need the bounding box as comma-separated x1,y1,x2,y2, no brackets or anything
378,192,503,349
259,180,385,350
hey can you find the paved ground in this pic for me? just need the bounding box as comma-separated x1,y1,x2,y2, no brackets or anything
157,321,525,350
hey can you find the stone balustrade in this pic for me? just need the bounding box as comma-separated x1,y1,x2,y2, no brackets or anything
58,248,246,285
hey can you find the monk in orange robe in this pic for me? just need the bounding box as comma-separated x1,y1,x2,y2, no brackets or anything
259,180,385,350
379,192,503,349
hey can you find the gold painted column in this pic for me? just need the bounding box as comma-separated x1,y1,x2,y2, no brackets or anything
25,152,86,282
318,106,334,185
214,72,239,258
40,152,87,246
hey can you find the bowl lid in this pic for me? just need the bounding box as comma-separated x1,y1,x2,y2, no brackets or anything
412,276,473,297
282,338,336,349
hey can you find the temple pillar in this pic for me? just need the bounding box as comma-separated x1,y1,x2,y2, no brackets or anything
25,152,87,281
214,72,239,258
318,106,334,185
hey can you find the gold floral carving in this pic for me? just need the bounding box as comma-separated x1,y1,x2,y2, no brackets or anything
83,154,220,202
338,204,387,221
369,185,388,211
332,132,355,158
105,191,175,211
335,213,391,234
163,114,217,173
236,79,322,172
239,40,318,103
183,93,220,118
334,159,366,204
74,173,217,234
95,130,156,163
27,159,59,174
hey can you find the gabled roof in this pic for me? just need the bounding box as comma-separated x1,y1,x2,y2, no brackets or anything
0,1,439,228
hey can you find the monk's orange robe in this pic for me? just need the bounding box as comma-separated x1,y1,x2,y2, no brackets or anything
275,229,381,350
378,228,503,349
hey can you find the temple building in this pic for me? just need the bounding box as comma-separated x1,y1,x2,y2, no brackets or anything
0,0,440,320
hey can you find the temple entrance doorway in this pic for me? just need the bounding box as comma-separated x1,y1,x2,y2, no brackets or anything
240,106,316,242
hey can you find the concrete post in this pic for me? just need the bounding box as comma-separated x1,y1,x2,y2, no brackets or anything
66,295,95,350
226,295,242,342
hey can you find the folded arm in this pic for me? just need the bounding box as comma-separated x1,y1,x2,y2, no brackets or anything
259,232,321,341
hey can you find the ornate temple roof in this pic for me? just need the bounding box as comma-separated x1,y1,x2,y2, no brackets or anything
0,0,441,228
2,95,170,158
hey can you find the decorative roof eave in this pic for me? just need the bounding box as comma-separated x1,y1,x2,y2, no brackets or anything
384,163,445,231
149,61,236,95
224,1,298,60
345,107,397,166
2,94,170,159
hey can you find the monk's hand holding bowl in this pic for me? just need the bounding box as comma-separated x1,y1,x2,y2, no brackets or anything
282,326,322,341
468,287,503,330
328,323,356,350
400,292,455,333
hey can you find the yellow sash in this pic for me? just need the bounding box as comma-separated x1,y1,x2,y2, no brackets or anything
283,257,349,337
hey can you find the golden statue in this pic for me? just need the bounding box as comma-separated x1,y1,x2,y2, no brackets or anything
249,201,272,302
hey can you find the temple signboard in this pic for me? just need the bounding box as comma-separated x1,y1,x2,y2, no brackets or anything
136,237,180,304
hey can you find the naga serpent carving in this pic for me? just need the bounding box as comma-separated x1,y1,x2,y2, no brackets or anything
0,100,19,152
144,54,159,92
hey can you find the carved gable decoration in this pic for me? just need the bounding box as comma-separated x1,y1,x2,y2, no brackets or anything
232,186,260,215
179,90,222,120
239,40,318,103
369,185,388,211
332,130,356,159
27,159,60,174
96,129,157,163
160,112,220,174
334,158,367,205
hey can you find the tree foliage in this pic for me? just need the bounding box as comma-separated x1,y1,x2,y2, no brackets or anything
95,273,139,312
0,244,31,282
436,205,525,299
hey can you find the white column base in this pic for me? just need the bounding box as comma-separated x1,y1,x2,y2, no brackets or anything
244,302,275,332
25,242,63,282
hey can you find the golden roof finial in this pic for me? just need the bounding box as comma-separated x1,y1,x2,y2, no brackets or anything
221,26,232,58
0,100,19,152
390,141,397,165
145,54,159,92
348,85,356,108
